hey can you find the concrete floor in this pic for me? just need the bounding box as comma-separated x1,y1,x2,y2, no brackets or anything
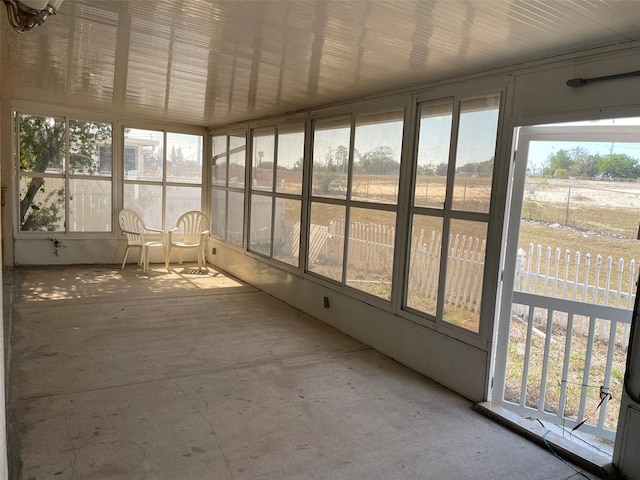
6,265,599,480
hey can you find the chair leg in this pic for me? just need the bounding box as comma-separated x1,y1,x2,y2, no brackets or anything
199,244,206,269
165,244,172,270
122,246,130,269
143,245,149,274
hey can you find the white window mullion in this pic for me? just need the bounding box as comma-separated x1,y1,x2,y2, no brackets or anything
162,130,167,231
64,117,70,233
436,98,462,324
341,115,355,286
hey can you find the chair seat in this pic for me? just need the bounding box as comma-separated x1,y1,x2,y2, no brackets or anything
171,241,200,248
144,240,164,247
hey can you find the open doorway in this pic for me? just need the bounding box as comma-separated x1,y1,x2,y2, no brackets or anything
493,118,640,459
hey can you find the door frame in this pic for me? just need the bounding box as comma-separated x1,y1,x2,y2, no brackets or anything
493,123,640,430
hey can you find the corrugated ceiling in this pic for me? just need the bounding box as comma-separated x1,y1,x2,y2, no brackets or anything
3,0,640,127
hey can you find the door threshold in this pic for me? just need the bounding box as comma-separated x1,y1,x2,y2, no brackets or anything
475,402,619,480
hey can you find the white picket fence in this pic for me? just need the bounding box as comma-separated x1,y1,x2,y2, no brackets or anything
277,218,638,328
515,243,637,347
408,228,486,312
306,219,487,311
328,220,396,274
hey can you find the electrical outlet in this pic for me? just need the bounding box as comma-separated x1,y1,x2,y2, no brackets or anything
211,247,216,255
323,296,330,308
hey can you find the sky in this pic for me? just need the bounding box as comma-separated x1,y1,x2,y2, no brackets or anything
525,117,640,172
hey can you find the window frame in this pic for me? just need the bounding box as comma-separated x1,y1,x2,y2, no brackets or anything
400,88,505,341
209,127,249,249
305,101,410,306
122,124,205,232
245,119,307,270
14,110,115,237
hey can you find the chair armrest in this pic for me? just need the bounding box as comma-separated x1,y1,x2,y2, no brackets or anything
144,227,164,234
167,227,178,244
120,227,139,237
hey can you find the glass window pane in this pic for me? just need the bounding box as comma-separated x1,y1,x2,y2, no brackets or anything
69,179,112,232
229,135,246,188
124,128,163,182
276,125,304,195
308,202,345,282
19,176,65,231
210,189,226,239
406,214,443,316
414,102,453,208
98,146,113,176
165,186,202,229
452,95,500,213
19,114,65,174
166,132,202,184
124,146,137,173
212,135,228,186
312,117,349,199
351,111,403,204
249,194,272,255
123,183,163,229
227,191,244,246
252,129,275,191
346,208,396,300
69,120,113,176
442,219,487,333
273,198,301,267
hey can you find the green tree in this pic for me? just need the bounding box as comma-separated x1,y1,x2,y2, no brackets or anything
595,153,640,179
567,147,597,178
436,162,448,176
69,120,112,174
334,145,349,173
355,146,399,174
553,168,568,179
19,116,65,231
455,157,493,176
19,115,111,231
544,149,574,177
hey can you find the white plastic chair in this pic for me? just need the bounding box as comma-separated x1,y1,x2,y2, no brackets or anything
165,210,210,270
118,209,165,274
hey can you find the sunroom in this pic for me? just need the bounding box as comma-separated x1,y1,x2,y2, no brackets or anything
2,1,640,479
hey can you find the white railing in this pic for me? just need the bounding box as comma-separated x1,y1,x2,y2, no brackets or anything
507,291,632,440
507,243,637,440
516,244,637,347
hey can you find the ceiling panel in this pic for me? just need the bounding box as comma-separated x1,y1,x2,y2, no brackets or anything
3,0,640,127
